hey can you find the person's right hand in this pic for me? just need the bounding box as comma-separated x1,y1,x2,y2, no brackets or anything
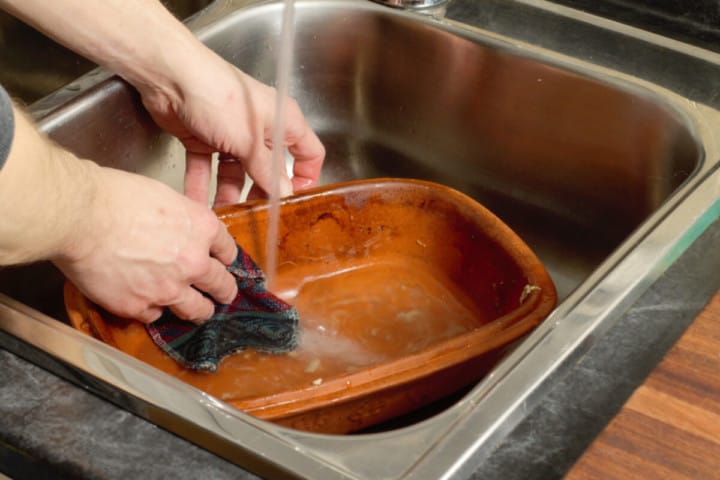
53,165,239,324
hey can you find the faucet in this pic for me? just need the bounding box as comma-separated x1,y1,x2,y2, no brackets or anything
370,0,450,13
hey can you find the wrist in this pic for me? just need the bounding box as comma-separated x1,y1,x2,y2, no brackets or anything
0,108,100,264
115,28,205,102
48,155,103,265
130,38,224,112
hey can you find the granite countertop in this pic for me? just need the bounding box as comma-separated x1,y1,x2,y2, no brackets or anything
3,1,720,479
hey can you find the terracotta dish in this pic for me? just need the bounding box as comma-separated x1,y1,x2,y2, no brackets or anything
65,178,557,433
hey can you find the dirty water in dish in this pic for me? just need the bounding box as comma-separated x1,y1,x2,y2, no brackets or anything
227,257,481,399
84,257,482,402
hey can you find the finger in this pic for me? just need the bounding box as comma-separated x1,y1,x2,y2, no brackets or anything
192,258,238,305
135,306,164,325
284,100,325,190
289,131,324,191
243,145,293,198
246,183,267,201
184,151,213,205
168,287,216,324
209,220,238,266
213,157,248,208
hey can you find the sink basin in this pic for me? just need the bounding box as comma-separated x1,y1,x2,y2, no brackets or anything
0,0,215,103
1,0,720,478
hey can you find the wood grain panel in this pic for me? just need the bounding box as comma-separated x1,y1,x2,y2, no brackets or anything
567,290,720,479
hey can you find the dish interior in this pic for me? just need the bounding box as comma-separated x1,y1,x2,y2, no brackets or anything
68,180,550,423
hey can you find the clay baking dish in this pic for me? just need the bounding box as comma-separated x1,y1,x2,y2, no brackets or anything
65,178,557,434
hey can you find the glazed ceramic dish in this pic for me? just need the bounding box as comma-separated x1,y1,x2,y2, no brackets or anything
65,178,557,433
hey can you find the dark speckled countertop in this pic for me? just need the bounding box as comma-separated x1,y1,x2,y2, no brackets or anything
2,1,720,479
551,0,720,53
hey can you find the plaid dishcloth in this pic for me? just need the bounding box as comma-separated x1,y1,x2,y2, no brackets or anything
146,245,299,373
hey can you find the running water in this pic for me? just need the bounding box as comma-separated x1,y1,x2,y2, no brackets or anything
265,0,296,290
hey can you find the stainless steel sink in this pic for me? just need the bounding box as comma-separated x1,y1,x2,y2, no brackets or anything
0,0,214,103
1,0,720,478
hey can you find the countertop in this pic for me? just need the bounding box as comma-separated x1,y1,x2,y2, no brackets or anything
551,0,720,54
2,1,720,479
567,290,720,479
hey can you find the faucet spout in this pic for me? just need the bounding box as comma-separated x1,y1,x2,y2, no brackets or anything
370,0,450,12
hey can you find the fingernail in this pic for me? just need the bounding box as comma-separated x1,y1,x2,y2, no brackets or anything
279,179,293,197
295,178,314,190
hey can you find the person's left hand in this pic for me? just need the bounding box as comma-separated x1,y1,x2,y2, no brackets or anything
0,0,324,207
139,56,325,208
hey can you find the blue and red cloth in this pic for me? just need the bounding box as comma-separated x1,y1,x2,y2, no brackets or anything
146,245,299,373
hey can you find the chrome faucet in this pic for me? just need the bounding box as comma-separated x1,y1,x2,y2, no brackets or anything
370,0,450,13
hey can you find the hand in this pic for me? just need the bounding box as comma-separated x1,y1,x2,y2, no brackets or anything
54,165,239,324
140,59,325,208
0,0,324,207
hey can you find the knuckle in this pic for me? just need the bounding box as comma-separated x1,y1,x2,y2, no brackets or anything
195,211,222,239
187,255,213,281
286,97,301,115
205,215,223,237
172,307,193,321
177,249,212,280
174,298,213,322
215,272,236,300
157,284,183,305
138,309,163,324
121,300,153,322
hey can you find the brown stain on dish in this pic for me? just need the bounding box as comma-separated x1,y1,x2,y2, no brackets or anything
65,178,557,433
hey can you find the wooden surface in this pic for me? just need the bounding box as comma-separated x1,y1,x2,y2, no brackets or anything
566,290,720,479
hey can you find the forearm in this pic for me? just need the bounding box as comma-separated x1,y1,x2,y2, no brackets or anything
0,0,205,98
0,99,238,322
0,102,97,264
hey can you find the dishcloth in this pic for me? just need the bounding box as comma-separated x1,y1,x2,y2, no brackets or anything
146,245,299,372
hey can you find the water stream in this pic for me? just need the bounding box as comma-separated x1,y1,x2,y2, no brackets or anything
265,0,296,290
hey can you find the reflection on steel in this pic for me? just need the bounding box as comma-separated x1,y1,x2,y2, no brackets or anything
1,0,720,479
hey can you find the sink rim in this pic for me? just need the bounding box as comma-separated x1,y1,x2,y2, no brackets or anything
3,0,720,479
